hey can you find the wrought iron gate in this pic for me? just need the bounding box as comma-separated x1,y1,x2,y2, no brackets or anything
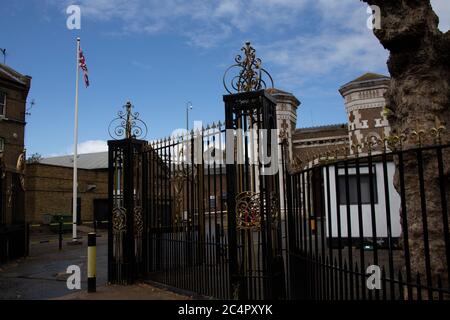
107,43,286,299
108,95,285,299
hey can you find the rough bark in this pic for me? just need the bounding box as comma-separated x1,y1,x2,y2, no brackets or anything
361,0,450,296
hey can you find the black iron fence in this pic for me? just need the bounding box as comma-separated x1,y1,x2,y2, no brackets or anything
108,91,285,299
108,124,232,295
141,123,231,299
108,134,450,300
284,142,450,300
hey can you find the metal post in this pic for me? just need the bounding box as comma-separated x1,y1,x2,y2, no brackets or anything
224,97,240,299
88,232,96,293
72,37,80,244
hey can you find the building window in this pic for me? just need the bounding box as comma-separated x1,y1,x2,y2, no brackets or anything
338,171,378,205
0,137,4,152
0,91,5,116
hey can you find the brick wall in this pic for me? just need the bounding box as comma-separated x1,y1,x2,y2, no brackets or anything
25,163,108,223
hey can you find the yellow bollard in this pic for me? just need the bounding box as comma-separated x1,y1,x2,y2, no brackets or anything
88,232,96,293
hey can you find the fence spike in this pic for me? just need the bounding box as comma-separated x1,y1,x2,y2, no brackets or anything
351,143,361,156
411,121,426,147
430,117,446,145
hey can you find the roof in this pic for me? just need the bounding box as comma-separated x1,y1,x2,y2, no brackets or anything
0,63,31,87
339,72,390,96
295,123,347,134
40,152,108,170
266,87,301,107
38,151,228,173
350,72,389,83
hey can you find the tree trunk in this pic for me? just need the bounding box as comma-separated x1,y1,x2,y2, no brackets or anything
361,0,450,297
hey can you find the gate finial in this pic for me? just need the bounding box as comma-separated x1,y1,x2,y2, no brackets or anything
223,41,274,94
108,101,148,140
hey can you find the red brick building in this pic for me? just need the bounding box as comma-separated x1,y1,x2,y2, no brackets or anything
0,63,31,262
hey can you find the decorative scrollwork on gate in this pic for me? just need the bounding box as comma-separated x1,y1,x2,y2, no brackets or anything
113,207,127,233
269,192,280,224
223,42,274,94
112,206,127,262
108,101,148,140
171,164,197,224
134,206,143,262
236,191,261,231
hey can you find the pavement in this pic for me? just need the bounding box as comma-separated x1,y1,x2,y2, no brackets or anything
0,226,189,300
54,283,191,300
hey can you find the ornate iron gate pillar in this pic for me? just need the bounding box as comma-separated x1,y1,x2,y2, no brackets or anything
108,138,146,284
224,89,285,300
223,43,285,300
107,102,148,285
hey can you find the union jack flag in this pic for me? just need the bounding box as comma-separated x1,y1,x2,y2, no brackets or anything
78,48,89,87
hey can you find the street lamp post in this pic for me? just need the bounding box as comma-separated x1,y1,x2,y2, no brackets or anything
186,101,193,131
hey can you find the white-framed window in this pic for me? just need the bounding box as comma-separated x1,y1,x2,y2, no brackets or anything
0,91,5,116
0,137,4,152
337,166,378,205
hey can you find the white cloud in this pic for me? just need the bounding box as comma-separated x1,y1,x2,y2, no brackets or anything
55,0,309,45
55,0,450,43
260,1,389,89
214,0,240,18
261,31,388,89
72,140,108,154
51,1,449,97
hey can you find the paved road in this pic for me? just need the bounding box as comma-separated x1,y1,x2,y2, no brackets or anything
0,229,108,300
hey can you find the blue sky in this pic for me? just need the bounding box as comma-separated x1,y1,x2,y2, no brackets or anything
1,0,449,157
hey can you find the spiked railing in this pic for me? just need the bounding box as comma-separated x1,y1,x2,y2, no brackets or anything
288,122,447,173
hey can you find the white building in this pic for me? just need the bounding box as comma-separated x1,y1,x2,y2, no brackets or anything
283,73,402,246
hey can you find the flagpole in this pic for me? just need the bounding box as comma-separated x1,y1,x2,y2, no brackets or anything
72,37,80,243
